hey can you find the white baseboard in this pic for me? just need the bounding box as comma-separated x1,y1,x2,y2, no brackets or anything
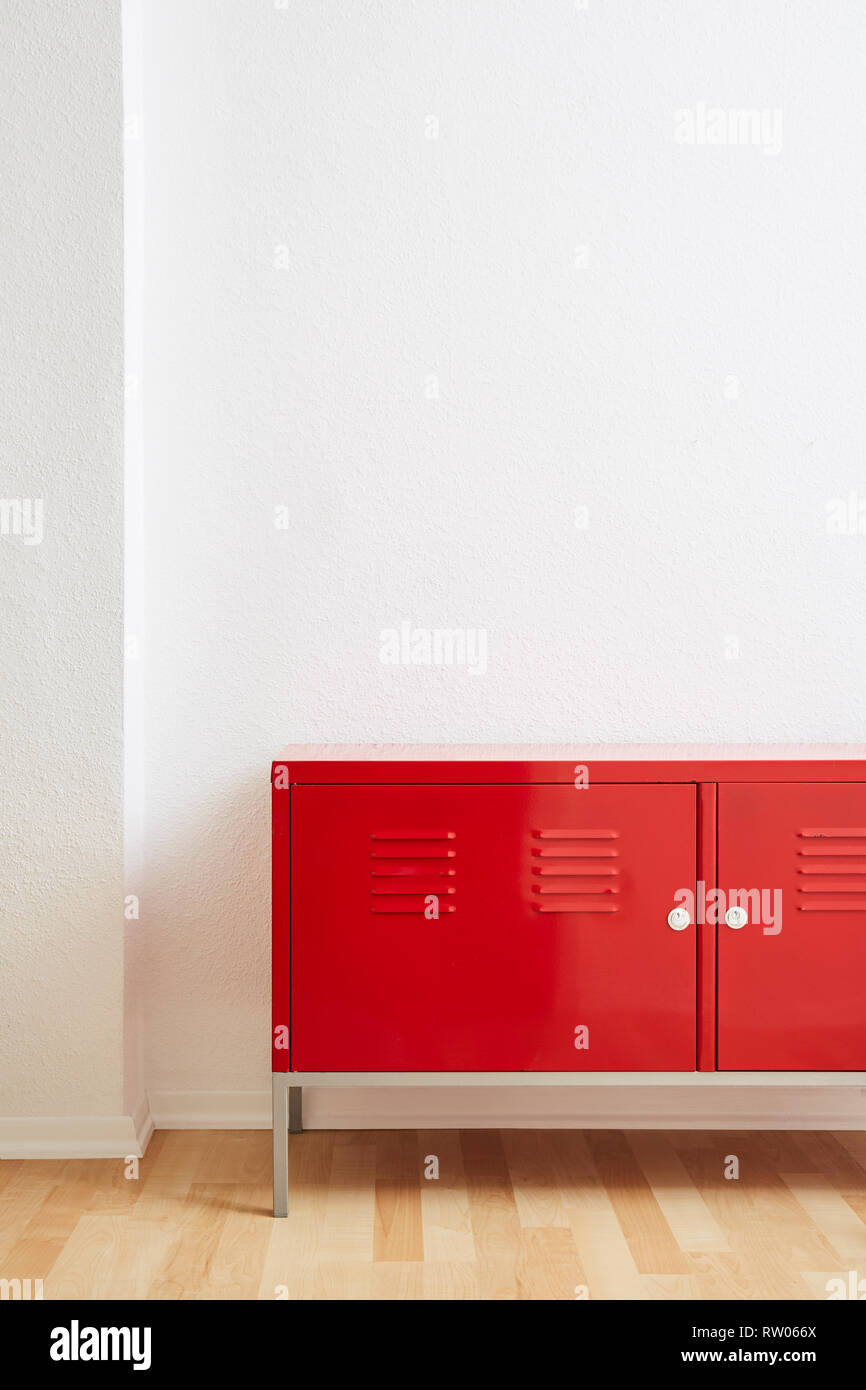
132,1091,154,1155
0,1113,146,1160
150,1090,273,1128
149,1085,866,1131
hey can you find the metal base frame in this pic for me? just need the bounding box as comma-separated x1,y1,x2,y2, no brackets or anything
271,1069,866,1216
272,1076,303,1217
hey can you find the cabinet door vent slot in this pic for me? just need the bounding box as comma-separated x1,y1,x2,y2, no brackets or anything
797,866,866,875
533,902,619,913
533,885,620,895
798,846,866,857
533,847,619,859
533,866,620,877
369,831,457,913
531,829,619,840
370,830,456,840
798,828,866,838
531,830,621,911
796,827,866,910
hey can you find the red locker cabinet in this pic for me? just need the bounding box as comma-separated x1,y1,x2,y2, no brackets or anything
718,783,866,1070
271,749,866,1214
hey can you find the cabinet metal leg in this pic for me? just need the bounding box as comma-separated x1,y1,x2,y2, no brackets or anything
272,1074,288,1217
289,1085,303,1134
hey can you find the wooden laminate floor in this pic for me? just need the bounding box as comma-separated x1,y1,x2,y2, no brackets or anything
2,1128,866,1299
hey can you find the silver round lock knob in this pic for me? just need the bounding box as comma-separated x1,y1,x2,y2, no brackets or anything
725,905,748,929
667,907,690,930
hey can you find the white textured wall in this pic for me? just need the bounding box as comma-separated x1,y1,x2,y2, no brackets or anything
138,1,866,1104
0,1,124,1117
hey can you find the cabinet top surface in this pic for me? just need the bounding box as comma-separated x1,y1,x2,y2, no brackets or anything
272,744,866,782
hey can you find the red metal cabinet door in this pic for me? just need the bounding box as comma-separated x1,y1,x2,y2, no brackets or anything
290,782,696,1071
718,783,866,1070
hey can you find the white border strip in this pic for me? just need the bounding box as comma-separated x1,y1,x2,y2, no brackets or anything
0,1114,146,1160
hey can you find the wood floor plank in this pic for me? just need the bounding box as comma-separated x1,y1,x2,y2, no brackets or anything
516,1227,585,1300
800,1269,853,1300
316,1261,374,1299
674,1134,840,1286
665,1131,717,1153
626,1131,730,1255
0,1161,23,1199
795,1132,866,1189
46,1211,175,1299
0,1160,67,1191
588,1130,690,1274
190,1185,274,1299
140,1130,208,1181
0,1169,65,1268
0,1163,131,1285
460,1131,521,1262
318,1135,377,1263
257,1131,335,1299
192,1130,272,1186
474,1257,523,1300
373,1131,423,1262
638,1273,695,1299
781,1173,866,1264
422,1259,481,1300
416,1129,474,1262
371,1261,425,1299
549,1132,645,1299
501,1130,569,1230
750,1128,817,1173
833,1130,866,1176
146,1183,231,1299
